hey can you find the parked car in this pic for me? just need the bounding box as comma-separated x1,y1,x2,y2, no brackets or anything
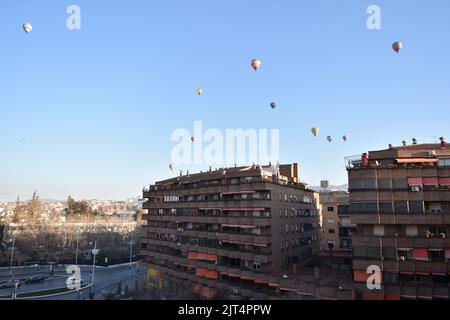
0,280,21,289
24,275,48,284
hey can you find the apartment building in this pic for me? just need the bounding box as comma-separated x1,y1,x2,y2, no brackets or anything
347,140,450,300
320,191,353,254
140,163,321,299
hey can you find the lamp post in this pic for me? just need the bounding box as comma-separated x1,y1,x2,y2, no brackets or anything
90,240,99,299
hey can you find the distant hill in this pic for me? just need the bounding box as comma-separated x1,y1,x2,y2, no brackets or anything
309,184,348,192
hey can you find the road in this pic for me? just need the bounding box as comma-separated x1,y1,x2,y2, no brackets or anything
0,264,146,300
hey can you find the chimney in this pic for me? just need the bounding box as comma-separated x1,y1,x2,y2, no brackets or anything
402,140,407,146
361,153,369,167
388,144,393,149
412,138,417,145
440,137,446,148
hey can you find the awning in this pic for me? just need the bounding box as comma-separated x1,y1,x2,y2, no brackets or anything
431,272,446,276
200,287,217,299
188,252,198,260
240,276,254,281
397,158,438,164
417,296,433,300
223,208,265,211
280,287,297,293
196,268,208,277
205,270,219,280
254,279,270,285
398,248,413,251
400,272,414,275
439,178,450,186
353,270,369,283
268,283,280,288
385,294,401,301
413,248,429,261
416,272,429,276
408,177,423,186
401,295,417,299
363,292,385,300
423,177,439,185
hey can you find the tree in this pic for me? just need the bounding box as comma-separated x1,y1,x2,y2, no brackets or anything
66,196,92,215
26,191,42,222
12,197,24,223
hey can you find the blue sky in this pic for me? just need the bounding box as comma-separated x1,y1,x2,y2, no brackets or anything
1,0,449,201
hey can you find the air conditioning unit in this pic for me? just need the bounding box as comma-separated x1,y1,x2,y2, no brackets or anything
411,186,420,192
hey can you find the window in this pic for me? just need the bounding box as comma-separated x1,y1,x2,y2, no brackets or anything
427,226,446,238
378,179,392,189
338,205,349,215
384,272,398,284
405,225,418,237
394,201,408,214
409,201,424,214
327,218,335,224
328,229,335,234
373,225,385,236
253,263,261,271
327,207,334,212
393,178,407,189
429,249,445,262
285,224,289,233
379,202,393,213
285,209,288,217
438,159,450,167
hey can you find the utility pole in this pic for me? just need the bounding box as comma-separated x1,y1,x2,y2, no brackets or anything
9,236,15,281
129,234,133,279
75,232,80,265
91,240,99,298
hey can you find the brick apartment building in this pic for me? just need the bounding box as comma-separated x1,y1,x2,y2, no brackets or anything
140,163,322,299
347,140,450,300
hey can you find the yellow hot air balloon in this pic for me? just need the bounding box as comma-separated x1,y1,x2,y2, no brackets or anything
392,41,403,53
251,59,262,71
311,127,319,137
197,88,203,95
23,23,33,33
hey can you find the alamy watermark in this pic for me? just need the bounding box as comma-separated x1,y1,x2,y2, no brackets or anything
367,5,381,30
171,121,280,166
366,265,382,290
66,5,81,30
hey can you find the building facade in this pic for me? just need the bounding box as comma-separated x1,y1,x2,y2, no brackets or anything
347,142,450,300
140,163,321,299
320,191,353,254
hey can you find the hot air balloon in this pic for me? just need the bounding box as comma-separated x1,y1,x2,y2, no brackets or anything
251,59,262,71
343,135,348,142
311,127,319,137
169,163,175,171
191,136,196,142
23,23,33,33
327,136,333,143
270,102,277,109
197,88,203,96
392,41,403,53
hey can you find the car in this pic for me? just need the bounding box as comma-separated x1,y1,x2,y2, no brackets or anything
0,280,21,290
24,275,48,284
